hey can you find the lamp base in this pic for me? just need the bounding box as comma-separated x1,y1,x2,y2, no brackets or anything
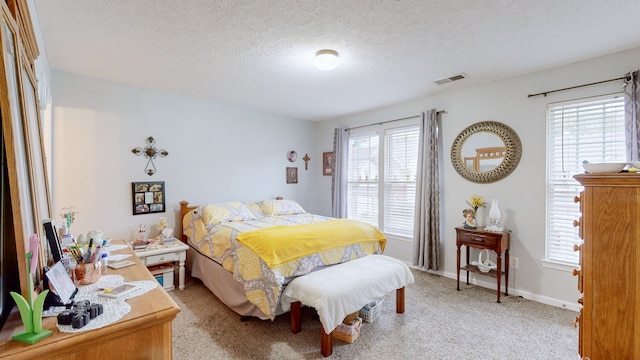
12,329,53,344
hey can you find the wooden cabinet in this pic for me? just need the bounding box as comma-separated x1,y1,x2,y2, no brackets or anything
455,227,510,303
0,241,181,359
134,241,189,291
574,173,640,359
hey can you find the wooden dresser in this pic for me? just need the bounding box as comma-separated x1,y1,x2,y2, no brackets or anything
0,241,181,359
574,173,640,359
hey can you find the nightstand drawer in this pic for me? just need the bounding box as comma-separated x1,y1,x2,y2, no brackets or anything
456,231,498,248
145,252,179,266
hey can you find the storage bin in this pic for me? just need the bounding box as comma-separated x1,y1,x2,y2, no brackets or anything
148,264,175,291
332,317,362,343
359,298,383,322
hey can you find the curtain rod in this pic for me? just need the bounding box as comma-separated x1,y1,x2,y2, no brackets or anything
527,75,629,98
345,110,446,131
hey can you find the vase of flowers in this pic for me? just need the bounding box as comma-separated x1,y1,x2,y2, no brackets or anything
60,207,78,236
468,195,485,228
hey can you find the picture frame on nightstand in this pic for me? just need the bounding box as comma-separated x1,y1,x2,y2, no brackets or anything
132,181,165,215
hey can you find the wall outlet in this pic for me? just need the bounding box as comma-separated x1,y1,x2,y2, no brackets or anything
510,257,519,269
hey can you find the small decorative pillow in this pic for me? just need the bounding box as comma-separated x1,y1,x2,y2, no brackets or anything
203,202,255,225
260,199,307,216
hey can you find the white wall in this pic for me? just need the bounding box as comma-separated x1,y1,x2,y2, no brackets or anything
51,71,316,241
313,47,640,310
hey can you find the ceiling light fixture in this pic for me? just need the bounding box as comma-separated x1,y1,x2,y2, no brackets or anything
314,49,339,71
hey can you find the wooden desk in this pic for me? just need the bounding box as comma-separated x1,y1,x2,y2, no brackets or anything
0,241,181,359
455,227,510,303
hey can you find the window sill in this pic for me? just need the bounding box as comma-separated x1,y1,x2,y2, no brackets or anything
384,233,413,243
540,258,578,272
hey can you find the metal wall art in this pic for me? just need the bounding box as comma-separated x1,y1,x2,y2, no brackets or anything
131,136,169,176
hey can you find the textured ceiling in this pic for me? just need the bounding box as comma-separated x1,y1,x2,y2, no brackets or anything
33,0,640,121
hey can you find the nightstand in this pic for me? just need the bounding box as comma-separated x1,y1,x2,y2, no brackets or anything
134,240,189,290
455,227,510,302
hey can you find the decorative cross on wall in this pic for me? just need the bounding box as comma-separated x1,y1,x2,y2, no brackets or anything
302,154,310,170
131,136,169,176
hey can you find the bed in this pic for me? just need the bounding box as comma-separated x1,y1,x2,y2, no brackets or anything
179,199,387,320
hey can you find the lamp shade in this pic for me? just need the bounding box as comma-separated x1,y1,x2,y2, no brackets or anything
314,49,339,71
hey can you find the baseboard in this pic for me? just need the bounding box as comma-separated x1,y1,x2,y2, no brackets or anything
407,264,581,313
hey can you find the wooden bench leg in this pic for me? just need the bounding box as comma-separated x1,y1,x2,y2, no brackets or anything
396,287,405,313
291,301,301,334
321,327,332,357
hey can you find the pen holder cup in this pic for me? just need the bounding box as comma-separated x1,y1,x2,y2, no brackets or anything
74,262,101,285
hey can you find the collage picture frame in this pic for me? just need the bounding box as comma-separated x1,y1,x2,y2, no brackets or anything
132,181,165,215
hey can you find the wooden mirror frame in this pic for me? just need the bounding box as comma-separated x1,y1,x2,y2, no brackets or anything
451,121,522,183
0,3,48,298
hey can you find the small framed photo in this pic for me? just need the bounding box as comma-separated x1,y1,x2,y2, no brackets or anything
286,167,298,184
132,181,165,215
323,152,334,176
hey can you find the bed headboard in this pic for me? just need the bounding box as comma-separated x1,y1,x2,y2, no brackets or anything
179,200,198,243
178,197,286,243
466,147,506,171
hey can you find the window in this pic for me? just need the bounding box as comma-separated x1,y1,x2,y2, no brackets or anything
546,95,625,264
347,124,419,238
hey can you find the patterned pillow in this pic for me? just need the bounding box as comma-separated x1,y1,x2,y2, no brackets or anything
244,201,265,219
203,202,255,225
260,199,307,216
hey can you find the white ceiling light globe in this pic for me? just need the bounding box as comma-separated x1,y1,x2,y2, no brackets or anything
314,49,339,71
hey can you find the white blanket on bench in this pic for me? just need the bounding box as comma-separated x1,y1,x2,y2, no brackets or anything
280,255,414,333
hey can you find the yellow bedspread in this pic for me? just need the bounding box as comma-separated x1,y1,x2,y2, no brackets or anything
236,219,386,268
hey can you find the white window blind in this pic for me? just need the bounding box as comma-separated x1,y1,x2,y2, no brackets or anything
384,126,419,236
347,132,379,227
346,124,419,238
546,95,625,264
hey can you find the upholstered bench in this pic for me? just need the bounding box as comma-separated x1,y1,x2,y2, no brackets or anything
280,254,414,357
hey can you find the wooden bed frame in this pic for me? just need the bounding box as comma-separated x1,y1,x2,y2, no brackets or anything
179,200,197,243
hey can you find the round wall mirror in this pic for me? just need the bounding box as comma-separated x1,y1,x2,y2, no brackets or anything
451,121,522,183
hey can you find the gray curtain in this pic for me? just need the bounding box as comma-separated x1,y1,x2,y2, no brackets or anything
625,70,640,161
412,110,440,270
331,128,349,218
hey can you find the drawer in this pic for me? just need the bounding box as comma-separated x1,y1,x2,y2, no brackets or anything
145,252,179,266
457,231,499,248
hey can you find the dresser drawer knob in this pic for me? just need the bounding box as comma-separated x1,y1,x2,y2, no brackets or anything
572,269,580,277
573,220,580,227
573,316,580,327
573,196,580,203
159,257,165,261
573,244,581,252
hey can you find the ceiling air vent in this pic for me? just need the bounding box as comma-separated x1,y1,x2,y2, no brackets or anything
434,73,468,85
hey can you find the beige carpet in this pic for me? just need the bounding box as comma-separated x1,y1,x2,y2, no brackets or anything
169,270,579,359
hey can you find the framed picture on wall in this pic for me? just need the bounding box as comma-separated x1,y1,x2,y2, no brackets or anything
286,167,298,184
132,181,165,215
322,152,334,176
